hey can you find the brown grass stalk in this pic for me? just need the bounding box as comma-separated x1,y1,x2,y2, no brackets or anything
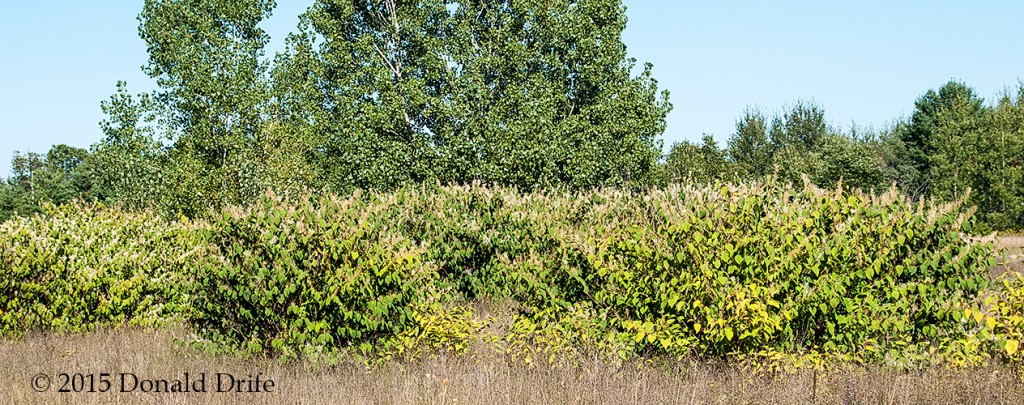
2,327,1023,404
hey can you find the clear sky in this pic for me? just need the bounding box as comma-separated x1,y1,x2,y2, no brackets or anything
2,1,1023,176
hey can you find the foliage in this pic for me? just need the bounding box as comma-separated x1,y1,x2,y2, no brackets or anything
189,191,441,359
727,108,772,179
667,103,887,194
814,133,886,192
894,81,1024,232
9,1,1021,234
378,304,487,362
663,135,730,184
672,84,1024,232
138,0,277,215
0,182,1015,369
898,81,986,202
566,181,993,362
0,146,102,222
269,0,671,192
975,86,1024,230
93,82,167,212
31,0,670,219
0,202,200,336
7,0,1024,375
0,153,45,220
766,101,832,186
769,100,829,153
990,275,1024,370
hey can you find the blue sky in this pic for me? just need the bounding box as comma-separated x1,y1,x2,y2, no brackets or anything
2,1,1023,176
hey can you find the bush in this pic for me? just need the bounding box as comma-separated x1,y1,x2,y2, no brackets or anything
989,275,1024,366
0,202,200,336
575,181,994,361
189,192,441,359
0,181,1005,368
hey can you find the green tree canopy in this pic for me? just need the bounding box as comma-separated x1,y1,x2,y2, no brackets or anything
973,84,1024,229
769,100,829,153
898,81,987,201
92,82,167,211
273,0,671,192
726,108,771,179
0,145,98,221
664,134,729,184
814,132,886,192
139,0,277,214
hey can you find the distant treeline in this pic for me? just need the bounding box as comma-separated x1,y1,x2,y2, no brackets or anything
661,81,1024,232
1,0,1022,232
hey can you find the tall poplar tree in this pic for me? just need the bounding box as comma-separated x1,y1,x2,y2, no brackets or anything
273,0,671,191
139,0,276,214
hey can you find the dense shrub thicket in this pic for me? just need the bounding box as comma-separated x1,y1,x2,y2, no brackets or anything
192,191,442,358
1,181,1021,369
0,203,200,333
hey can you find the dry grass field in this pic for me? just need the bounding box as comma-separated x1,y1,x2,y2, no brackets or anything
995,234,1024,277
999,235,1024,259
1,327,1023,405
